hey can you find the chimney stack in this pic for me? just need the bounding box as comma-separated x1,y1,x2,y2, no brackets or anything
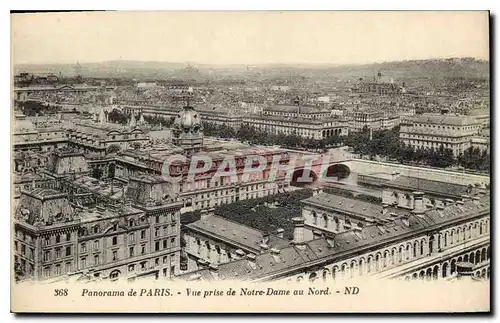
259,243,269,251
292,217,306,248
276,228,284,239
200,209,210,220
246,254,257,268
208,264,219,279
461,195,470,203
412,192,425,214
312,230,323,239
444,198,455,207
270,248,281,256
382,204,389,216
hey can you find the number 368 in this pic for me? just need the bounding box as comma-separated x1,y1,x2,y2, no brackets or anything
54,289,68,296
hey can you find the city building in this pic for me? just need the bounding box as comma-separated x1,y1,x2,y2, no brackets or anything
175,189,490,283
181,210,289,273
348,109,401,132
399,113,482,156
243,115,349,140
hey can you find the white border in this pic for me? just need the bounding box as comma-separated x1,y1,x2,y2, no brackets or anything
2,1,497,322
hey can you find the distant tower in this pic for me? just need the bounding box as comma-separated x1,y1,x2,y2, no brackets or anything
74,61,82,77
294,96,301,115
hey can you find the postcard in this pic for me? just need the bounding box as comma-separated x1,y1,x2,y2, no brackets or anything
10,10,490,313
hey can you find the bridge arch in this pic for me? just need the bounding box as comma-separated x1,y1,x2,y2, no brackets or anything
291,168,318,186
323,164,351,180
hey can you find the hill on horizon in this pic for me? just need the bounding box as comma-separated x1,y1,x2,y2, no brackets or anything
13,57,489,81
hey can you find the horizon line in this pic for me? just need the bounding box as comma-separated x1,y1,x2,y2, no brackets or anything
14,56,490,67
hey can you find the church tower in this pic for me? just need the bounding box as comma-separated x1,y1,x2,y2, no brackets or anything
171,102,204,156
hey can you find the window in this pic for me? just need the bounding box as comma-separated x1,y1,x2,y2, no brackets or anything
129,247,134,257
155,228,159,237
112,236,118,246
81,243,86,252
141,230,146,240
155,215,160,224
112,251,118,261
81,257,86,268
44,267,51,278
141,261,147,270
129,233,135,244
55,235,61,243
44,251,51,261
55,248,61,259
65,262,71,273
129,219,134,227
163,240,167,249
44,237,50,246
94,255,99,265
128,264,135,272
171,238,176,247
141,245,146,254
21,244,26,255
65,246,71,256
155,258,160,266
163,256,168,264
94,240,99,250
155,241,160,252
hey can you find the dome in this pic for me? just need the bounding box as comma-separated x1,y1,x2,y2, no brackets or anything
173,106,202,132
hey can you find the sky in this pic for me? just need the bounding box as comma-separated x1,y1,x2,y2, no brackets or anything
11,11,490,66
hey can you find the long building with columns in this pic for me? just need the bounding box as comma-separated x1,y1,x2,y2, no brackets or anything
175,187,490,282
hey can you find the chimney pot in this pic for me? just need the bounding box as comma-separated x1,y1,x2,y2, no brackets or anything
270,248,280,255
412,191,425,214
444,198,455,206
312,230,323,239
292,217,306,245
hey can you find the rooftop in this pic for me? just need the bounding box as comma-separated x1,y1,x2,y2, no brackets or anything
382,176,483,198
405,114,480,126
177,193,490,282
302,192,407,222
186,215,289,252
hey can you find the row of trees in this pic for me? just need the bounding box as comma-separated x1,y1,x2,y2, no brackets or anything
17,100,61,116
213,189,315,240
105,113,489,172
143,115,175,128
202,123,343,150
346,126,489,171
107,109,128,125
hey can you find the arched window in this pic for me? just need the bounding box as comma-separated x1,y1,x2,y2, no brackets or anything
399,246,404,262
367,257,372,273
479,222,483,235
359,259,364,276
334,217,340,231
341,264,347,278
420,239,425,255
312,211,318,225
323,214,328,228
406,244,410,260
413,241,418,258
110,270,120,280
